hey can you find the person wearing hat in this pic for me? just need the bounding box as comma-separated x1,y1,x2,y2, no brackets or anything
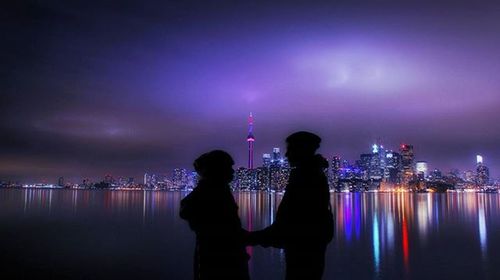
180,150,250,280
248,131,334,280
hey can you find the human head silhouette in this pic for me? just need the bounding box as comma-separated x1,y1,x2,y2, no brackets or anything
285,131,321,167
194,150,235,184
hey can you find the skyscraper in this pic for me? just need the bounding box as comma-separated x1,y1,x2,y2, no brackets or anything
359,153,373,180
385,151,402,184
416,161,429,179
247,112,255,169
272,148,281,165
400,144,415,183
329,156,341,189
476,155,490,186
262,153,271,168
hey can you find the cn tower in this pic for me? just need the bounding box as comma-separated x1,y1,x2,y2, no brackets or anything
247,112,255,169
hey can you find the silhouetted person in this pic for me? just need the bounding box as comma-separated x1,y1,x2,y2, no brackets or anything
249,131,334,280
180,150,250,280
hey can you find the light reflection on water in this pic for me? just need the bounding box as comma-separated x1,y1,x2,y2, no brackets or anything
1,189,499,280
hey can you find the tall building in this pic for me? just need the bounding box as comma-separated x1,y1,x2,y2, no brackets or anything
359,153,372,180
329,156,341,189
262,153,271,168
384,151,402,183
476,155,490,186
359,144,386,181
369,150,383,179
173,168,189,190
272,148,281,165
400,144,415,183
416,161,429,179
247,113,255,169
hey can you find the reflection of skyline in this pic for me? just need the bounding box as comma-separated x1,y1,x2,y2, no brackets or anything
3,189,500,278
478,196,487,261
334,192,499,276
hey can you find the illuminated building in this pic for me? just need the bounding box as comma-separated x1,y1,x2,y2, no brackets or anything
476,155,490,186
269,165,290,191
416,161,428,179
235,167,255,190
464,170,475,182
430,169,443,180
359,153,372,180
385,151,402,184
369,152,383,180
262,153,271,168
359,144,383,181
476,155,483,164
187,171,198,189
271,148,282,166
400,144,415,183
118,177,128,187
329,156,341,189
247,113,255,169
144,173,164,188
255,167,270,190
335,159,365,192
173,168,189,190
259,147,290,190
378,146,387,175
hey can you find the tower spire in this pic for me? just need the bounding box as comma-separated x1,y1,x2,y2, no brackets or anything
247,112,255,169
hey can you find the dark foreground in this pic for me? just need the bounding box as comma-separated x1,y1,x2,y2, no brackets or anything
0,189,499,280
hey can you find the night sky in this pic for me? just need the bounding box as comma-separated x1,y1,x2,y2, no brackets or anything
2,1,500,183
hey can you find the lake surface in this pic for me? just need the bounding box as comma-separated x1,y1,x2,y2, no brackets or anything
0,189,499,280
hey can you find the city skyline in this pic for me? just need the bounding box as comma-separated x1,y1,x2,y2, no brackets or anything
2,1,500,182
2,132,495,185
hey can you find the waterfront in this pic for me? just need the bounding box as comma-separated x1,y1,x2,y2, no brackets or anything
0,189,499,280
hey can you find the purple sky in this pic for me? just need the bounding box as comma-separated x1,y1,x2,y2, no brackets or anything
2,1,500,183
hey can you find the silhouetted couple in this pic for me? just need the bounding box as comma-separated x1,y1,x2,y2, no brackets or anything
180,131,334,280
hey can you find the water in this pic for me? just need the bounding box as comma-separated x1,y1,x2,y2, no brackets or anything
0,189,499,280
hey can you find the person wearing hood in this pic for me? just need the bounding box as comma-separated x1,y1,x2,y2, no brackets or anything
179,150,250,280
248,131,334,280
